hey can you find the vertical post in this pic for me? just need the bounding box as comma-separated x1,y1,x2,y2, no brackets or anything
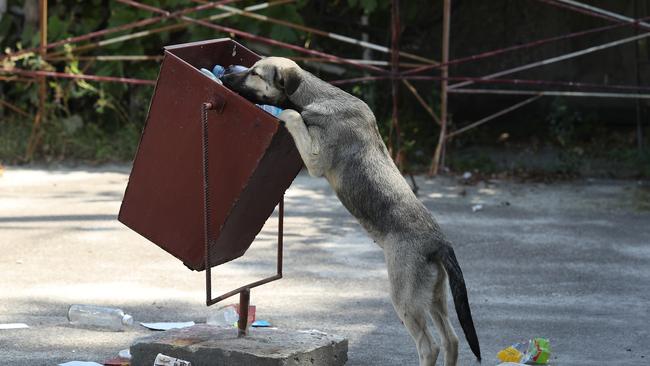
238,289,250,337
390,0,402,169
201,102,215,306
634,0,644,152
25,0,47,160
39,0,47,116
277,196,284,277
430,0,450,176
361,14,372,68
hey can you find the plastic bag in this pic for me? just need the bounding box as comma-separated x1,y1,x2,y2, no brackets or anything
497,338,551,365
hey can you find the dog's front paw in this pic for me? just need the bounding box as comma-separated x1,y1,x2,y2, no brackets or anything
278,109,302,124
278,109,305,132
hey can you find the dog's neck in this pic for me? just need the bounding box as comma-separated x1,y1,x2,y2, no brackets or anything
287,70,341,110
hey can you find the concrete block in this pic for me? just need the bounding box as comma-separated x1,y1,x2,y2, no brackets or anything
130,324,348,366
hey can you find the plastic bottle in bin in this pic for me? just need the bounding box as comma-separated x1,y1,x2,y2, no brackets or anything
67,304,134,331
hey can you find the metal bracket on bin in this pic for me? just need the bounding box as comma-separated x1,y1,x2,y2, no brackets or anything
201,102,284,337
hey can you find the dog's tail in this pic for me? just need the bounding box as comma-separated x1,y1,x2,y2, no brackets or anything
439,244,481,362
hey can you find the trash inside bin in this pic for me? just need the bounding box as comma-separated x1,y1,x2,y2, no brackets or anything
118,38,302,271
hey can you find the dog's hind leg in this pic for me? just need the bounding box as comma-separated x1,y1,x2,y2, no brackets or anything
431,311,459,366
429,262,460,366
401,308,439,366
387,260,439,366
278,109,324,177
392,297,439,366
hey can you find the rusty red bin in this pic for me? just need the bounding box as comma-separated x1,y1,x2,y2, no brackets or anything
119,38,302,274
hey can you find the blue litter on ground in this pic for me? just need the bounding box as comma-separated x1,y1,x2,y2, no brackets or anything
252,320,271,327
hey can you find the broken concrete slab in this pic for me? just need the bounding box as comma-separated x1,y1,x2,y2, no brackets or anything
130,324,347,366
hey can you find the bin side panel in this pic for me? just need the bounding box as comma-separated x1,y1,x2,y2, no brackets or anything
119,50,279,270
119,54,204,266
208,126,303,268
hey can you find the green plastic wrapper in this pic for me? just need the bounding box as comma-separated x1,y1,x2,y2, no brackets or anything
522,338,551,364
497,338,551,365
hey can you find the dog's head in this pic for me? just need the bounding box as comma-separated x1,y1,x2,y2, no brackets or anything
221,57,302,108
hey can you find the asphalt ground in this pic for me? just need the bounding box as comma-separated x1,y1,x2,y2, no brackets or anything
0,166,649,365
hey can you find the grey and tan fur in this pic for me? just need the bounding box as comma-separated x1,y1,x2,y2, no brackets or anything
222,57,481,366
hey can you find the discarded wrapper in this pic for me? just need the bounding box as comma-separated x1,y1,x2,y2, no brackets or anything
140,321,195,331
118,349,131,359
153,353,191,366
497,338,551,365
524,338,551,364
102,357,130,366
497,342,527,363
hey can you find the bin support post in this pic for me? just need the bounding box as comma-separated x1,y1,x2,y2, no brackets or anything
201,101,286,332
238,289,251,337
202,102,216,305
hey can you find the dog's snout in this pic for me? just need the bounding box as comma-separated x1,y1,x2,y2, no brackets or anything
221,71,246,89
221,74,241,88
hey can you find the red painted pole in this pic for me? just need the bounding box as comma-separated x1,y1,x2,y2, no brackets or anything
429,0,450,176
332,74,650,93
25,0,48,161
238,289,250,337
390,0,402,167
2,67,156,85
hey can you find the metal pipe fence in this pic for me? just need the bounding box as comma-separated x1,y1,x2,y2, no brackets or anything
0,0,646,170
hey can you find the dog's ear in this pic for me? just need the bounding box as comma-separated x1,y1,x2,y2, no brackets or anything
275,67,301,96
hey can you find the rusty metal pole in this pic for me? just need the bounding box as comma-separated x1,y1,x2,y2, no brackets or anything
430,0,450,176
634,0,644,152
238,289,250,337
277,196,284,277
25,0,47,160
201,102,215,306
390,0,402,168
39,0,47,111
36,0,47,150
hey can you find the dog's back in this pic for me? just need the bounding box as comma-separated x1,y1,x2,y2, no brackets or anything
292,71,442,242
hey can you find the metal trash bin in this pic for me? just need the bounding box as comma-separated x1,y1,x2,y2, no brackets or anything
118,38,302,274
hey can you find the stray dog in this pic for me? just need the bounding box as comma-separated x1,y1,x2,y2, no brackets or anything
222,57,481,366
